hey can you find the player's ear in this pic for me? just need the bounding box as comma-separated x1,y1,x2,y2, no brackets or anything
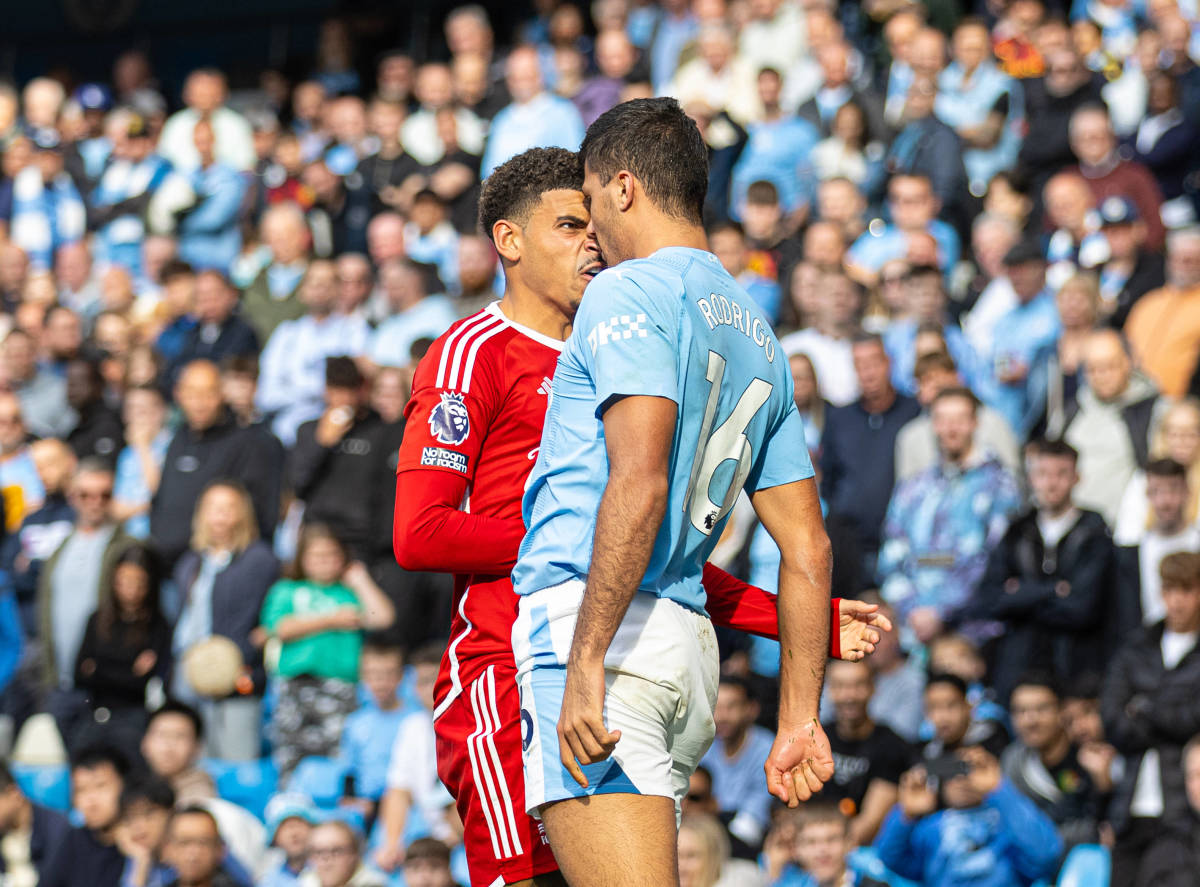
615,170,635,213
492,219,521,264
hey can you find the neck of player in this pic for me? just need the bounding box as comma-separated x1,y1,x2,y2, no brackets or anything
499,281,573,342
627,209,709,262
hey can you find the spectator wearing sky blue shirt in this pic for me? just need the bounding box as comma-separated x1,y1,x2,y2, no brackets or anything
480,47,585,178
640,0,698,95
11,132,86,272
699,676,776,850
846,174,960,288
112,386,171,540
730,68,819,222
175,117,246,274
883,264,981,398
936,19,1024,198
987,241,1063,434
339,641,410,819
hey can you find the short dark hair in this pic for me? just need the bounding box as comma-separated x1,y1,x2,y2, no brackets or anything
161,260,195,283
1062,671,1103,701
707,220,744,240
931,386,979,414
903,263,942,283
120,772,176,815
914,351,958,380
477,147,582,242
147,699,205,742
405,837,451,865
580,97,708,224
325,355,364,390
361,637,405,662
70,743,132,776
924,672,968,698
717,675,756,703
409,641,444,668
220,355,259,380
167,805,222,840
745,180,779,206
1011,670,1062,701
1147,458,1188,481
1161,551,1200,589
1027,437,1079,465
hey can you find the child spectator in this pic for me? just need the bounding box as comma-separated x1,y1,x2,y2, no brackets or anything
261,524,395,783
374,644,454,873
401,837,460,887
113,772,176,887
766,804,887,887
74,544,170,747
260,795,316,887
875,746,1063,886
338,639,408,820
920,673,1008,762
677,812,764,887
111,386,170,539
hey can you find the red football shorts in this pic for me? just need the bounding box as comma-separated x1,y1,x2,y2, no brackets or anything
435,662,559,886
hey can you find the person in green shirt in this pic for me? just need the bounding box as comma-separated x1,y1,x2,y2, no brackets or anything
261,523,395,783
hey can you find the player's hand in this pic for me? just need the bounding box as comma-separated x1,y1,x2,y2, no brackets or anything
837,600,893,661
765,717,834,807
558,658,621,788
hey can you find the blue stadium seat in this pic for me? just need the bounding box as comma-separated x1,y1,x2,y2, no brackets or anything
203,757,279,821
288,756,349,809
1057,844,1111,887
11,762,70,812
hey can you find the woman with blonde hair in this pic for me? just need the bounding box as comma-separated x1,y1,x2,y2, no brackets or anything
169,479,280,759
1114,397,1200,544
678,813,764,887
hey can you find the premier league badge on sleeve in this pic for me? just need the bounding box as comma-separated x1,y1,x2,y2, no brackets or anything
429,392,471,445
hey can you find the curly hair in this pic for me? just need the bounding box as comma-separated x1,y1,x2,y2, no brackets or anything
477,147,583,242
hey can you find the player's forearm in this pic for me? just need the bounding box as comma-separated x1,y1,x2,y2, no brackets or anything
776,538,832,724
569,473,668,666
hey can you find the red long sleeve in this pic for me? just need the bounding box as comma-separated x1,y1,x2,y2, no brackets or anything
702,563,842,656
393,469,525,575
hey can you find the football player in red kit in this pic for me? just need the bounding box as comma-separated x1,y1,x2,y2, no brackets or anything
388,148,889,887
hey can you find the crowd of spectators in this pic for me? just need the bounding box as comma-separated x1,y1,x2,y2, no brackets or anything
0,0,1198,885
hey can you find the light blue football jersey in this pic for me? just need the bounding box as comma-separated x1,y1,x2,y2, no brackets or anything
511,246,814,614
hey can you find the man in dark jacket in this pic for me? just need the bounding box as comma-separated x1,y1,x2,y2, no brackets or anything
39,744,130,887
150,360,281,569
166,271,259,389
1102,551,1200,887
290,357,395,561
977,438,1114,702
0,759,71,883
1001,672,1102,849
64,357,123,468
1096,197,1165,330
884,76,968,230
820,334,921,578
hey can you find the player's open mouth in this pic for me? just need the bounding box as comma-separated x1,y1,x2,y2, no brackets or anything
580,262,604,280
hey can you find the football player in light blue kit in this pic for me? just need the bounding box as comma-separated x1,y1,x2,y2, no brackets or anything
510,98,835,886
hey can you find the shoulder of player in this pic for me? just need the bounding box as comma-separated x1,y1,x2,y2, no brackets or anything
412,307,523,394
584,259,689,317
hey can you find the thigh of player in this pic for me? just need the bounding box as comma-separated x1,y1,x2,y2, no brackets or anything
435,664,560,887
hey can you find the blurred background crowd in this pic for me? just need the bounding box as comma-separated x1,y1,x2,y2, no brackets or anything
0,0,1199,885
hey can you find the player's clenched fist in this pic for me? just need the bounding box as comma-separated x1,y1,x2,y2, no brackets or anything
765,718,835,807
557,658,622,788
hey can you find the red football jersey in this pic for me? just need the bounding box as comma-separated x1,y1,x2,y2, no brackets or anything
396,303,563,714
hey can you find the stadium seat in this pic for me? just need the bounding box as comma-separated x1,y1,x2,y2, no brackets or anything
203,757,279,821
287,756,349,809
11,762,70,812
1057,844,1111,887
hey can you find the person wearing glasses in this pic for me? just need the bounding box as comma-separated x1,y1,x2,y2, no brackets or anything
302,819,385,887
37,458,135,720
